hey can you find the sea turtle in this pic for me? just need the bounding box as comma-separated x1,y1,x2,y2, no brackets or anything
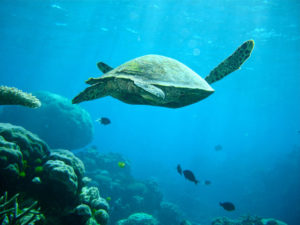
72,40,254,108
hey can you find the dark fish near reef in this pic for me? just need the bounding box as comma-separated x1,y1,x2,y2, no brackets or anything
183,170,198,184
219,202,235,211
97,117,111,125
214,144,223,151
204,180,211,185
177,164,182,175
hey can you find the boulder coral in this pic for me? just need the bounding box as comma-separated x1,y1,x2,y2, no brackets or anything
0,123,50,187
158,201,183,225
0,91,93,150
43,159,78,196
116,212,159,225
0,123,108,225
48,149,85,181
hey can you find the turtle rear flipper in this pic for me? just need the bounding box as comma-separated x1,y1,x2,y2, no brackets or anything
134,80,165,99
97,62,114,73
72,82,108,104
205,40,254,84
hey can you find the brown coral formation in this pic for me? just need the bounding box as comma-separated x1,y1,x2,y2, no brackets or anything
0,86,41,108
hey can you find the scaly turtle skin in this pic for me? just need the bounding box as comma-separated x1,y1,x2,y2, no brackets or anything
72,40,254,108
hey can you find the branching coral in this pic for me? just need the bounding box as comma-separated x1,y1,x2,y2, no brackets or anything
0,192,42,225
0,86,41,108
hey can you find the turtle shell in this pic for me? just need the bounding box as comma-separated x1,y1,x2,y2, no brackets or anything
101,55,214,92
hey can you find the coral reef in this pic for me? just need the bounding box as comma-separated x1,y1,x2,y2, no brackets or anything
0,91,93,150
0,192,44,224
211,215,288,225
77,147,185,225
116,212,159,225
0,123,108,225
0,86,41,108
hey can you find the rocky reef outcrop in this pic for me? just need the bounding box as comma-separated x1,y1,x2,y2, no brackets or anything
0,123,108,225
211,215,288,225
0,91,93,150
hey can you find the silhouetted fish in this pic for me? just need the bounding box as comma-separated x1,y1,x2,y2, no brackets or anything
183,170,198,184
219,202,235,211
177,164,182,175
204,180,211,185
97,117,111,125
215,144,223,151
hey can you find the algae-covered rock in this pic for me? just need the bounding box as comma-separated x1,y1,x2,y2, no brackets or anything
0,91,93,150
116,212,159,225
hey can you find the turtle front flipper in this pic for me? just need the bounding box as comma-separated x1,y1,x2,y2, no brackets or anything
72,82,108,104
205,40,254,84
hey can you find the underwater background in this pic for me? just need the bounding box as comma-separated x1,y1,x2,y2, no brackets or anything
0,0,300,225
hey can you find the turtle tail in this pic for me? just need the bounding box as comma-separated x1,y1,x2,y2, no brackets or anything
72,82,107,104
205,40,255,84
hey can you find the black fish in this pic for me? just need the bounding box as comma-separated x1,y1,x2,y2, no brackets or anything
177,164,182,175
183,170,198,184
204,180,211,185
215,144,223,151
97,117,111,125
219,202,235,211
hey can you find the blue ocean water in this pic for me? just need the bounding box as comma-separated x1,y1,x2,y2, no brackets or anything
0,0,299,224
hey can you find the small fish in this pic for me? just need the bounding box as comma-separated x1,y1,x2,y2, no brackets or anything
51,4,62,9
214,144,223,151
204,180,211,185
183,170,198,184
100,27,109,32
126,27,138,34
219,202,235,211
97,117,111,125
106,196,111,201
177,164,182,175
118,161,126,168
